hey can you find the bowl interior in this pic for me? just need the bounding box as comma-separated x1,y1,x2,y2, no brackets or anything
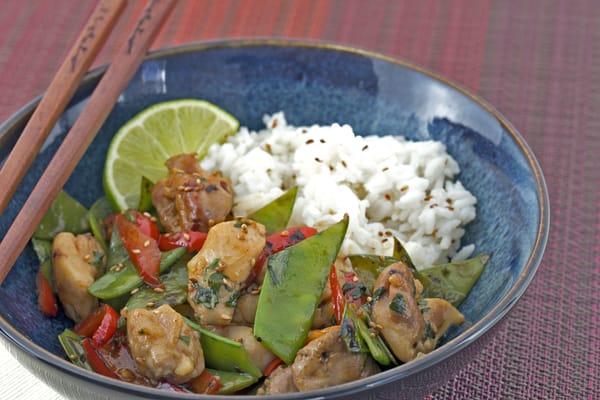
0,43,540,359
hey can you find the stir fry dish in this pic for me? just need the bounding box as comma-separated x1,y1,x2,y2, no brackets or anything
32,100,488,395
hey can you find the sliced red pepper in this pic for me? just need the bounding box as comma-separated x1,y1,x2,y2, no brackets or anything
74,304,119,346
263,357,284,377
36,271,58,317
190,370,222,394
249,226,319,282
329,265,344,324
158,231,207,253
125,210,159,241
82,338,119,379
116,214,162,288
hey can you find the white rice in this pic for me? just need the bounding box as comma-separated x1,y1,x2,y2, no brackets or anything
201,113,477,268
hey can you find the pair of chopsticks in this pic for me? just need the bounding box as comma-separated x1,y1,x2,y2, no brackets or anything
0,0,176,283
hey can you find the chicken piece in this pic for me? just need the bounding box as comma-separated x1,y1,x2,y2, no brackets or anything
52,232,103,322
219,325,277,371
151,154,233,233
417,298,464,354
126,304,204,384
187,219,266,325
291,325,379,391
371,262,424,363
232,292,259,325
257,366,297,395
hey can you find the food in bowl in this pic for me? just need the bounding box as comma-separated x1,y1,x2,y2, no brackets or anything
31,100,488,395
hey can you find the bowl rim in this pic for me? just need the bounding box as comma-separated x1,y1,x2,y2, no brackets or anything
0,38,549,399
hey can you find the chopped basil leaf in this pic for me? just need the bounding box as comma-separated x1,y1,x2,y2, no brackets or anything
226,290,241,308
372,287,386,302
389,294,407,315
179,335,191,345
193,285,218,309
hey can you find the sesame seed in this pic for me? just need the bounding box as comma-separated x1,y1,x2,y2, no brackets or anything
446,198,453,204
132,249,141,254
320,139,326,143
153,287,165,293
378,231,384,237
183,233,190,241
400,185,409,192
221,314,232,320
430,204,438,209
315,157,322,163
367,296,373,302
352,275,359,282
385,231,393,237
150,216,157,222
240,223,248,233
143,212,152,218
447,206,455,211
382,238,389,243
146,302,155,308
362,145,369,151
280,230,289,237
83,254,91,261
306,139,314,144
379,255,386,262
370,332,377,337
177,185,186,191
143,240,150,247
384,194,392,201
382,167,389,172
130,288,139,295
250,258,256,265
208,219,215,227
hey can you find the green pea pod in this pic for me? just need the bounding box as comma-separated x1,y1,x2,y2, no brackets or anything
340,305,368,353
31,238,56,291
248,187,297,234
88,247,186,300
358,312,397,366
207,369,258,394
138,176,154,213
350,253,489,307
87,197,114,252
254,215,349,364
58,329,92,371
184,318,262,378
348,255,398,291
420,254,490,306
34,191,89,239
125,256,190,310
393,237,417,271
106,224,129,268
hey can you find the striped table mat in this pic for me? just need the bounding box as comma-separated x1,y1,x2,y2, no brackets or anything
0,1,598,399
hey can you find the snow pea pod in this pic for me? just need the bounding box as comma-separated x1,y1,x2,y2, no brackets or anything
348,255,398,291
184,318,262,378
88,247,185,300
34,191,89,239
87,197,114,252
254,215,349,364
137,176,154,213
125,256,190,310
58,329,92,371
207,369,258,394
248,187,297,234
420,254,489,306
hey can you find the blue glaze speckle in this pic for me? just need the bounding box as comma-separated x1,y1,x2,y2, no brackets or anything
0,42,544,399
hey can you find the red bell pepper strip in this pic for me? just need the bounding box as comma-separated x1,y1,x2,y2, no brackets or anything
82,338,119,379
250,226,319,282
158,231,207,253
116,214,162,288
329,265,344,324
125,210,159,240
36,271,58,317
263,357,284,377
73,304,119,346
190,370,222,394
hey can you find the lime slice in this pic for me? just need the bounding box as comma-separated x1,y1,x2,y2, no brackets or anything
103,99,239,210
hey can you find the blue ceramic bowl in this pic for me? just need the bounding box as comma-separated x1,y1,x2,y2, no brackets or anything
0,40,549,399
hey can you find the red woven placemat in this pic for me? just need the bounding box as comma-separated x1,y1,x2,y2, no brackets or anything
0,1,598,399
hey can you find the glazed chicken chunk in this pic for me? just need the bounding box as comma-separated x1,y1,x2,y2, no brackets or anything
218,325,277,371
187,219,266,325
151,154,233,232
126,304,204,384
258,326,379,394
52,232,103,322
371,262,464,362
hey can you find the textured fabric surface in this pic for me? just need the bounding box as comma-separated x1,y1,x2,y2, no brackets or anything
0,1,598,399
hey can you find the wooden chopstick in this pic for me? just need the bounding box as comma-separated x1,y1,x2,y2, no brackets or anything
0,0,126,214
0,0,176,284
